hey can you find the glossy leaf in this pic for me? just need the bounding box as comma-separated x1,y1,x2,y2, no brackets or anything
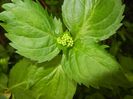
0,0,63,62
62,0,125,41
62,41,130,88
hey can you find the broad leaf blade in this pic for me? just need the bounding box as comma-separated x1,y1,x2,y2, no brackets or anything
62,0,124,41
62,41,130,88
9,58,76,99
0,0,63,62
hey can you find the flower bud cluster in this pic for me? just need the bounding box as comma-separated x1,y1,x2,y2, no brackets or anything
57,33,73,47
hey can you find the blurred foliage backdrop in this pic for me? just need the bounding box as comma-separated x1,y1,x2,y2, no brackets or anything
0,0,133,99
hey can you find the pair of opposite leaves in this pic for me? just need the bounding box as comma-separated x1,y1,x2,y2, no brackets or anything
0,0,130,99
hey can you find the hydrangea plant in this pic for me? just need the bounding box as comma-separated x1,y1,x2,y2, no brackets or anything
0,0,130,99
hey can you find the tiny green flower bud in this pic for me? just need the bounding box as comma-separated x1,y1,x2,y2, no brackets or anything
57,33,74,47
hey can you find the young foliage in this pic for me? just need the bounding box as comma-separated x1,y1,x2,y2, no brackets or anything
62,42,129,89
9,58,76,99
0,0,130,98
62,0,125,41
0,0,62,62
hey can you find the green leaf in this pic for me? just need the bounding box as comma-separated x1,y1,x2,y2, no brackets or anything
62,0,124,41
0,95,7,99
118,56,133,72
0,0,63,62
9,58,76,99
0,57,9,73
62,41,130,89
118,56,133,84
0,73,8,92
